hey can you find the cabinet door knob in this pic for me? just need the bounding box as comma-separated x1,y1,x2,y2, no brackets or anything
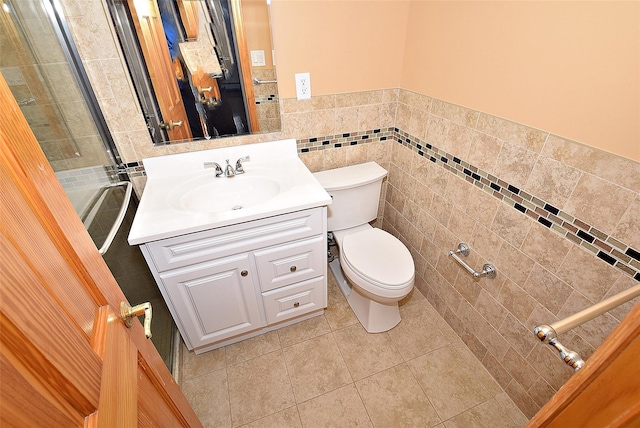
293,301,300,308
290,266,297,272
241,270,248,277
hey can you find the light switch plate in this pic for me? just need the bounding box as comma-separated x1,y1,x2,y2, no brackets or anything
250,50,266,66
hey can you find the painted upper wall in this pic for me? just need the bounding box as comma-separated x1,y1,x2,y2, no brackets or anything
401,1,640,161
270,0,639,161
270,0,410,97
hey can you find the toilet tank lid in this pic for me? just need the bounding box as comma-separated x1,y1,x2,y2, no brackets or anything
313,162,387,191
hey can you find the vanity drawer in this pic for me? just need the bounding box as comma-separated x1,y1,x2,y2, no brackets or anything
145,207,325,272
262,276,326,324
254,235,325,292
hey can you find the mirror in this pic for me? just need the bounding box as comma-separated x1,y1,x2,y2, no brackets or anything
106,0,280,145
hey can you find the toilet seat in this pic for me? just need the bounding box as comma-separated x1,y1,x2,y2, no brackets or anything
341,228,414,290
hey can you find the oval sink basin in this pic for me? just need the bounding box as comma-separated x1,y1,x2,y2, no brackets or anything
169,171,290,213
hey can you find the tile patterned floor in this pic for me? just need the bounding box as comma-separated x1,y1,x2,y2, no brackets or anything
179,270,529,427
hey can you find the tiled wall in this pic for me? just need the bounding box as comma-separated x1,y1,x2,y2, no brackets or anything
377,90,639,418
252,68,281,133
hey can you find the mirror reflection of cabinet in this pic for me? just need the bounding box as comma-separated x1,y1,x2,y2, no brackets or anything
107,0,279,144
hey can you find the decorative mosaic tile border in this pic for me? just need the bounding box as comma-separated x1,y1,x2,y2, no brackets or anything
297,127,395,153
294,127,640,283
119,126,639,282
255,94,279,104
55,165,112,190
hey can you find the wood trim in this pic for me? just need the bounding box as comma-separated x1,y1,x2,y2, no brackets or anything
230,0,260,133
526,300,640,426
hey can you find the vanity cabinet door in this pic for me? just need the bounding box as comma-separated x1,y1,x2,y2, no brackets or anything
160,253,264,348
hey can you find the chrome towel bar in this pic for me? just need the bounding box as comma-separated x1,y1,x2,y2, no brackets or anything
448,243,497,280
98,181,133,256
534,282,640,371
252,77,277,85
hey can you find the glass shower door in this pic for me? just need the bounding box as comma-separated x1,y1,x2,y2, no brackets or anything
0,0,177,371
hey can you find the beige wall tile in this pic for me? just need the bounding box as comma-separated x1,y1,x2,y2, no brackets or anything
555,246,621,302
497,280,537,322
431,98,478,128
425,114,450,148
564,173,636,234
467,131,502,172
542,135,640,193
476,113,548,153
504,380,539,420
605,274,640,322
444,122,474,160
334,106,359,133
407,106,429,140
491,202,532,248
613,195,640,250
495,242,535,287
498,313,537,358
525,156,583,209
465,185,500,228
493,142,538,188
522,264,573,315
521,222,573,273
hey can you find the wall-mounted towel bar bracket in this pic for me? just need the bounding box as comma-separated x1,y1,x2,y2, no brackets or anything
534,325,585,371
533,282,640,371
448,243,497,280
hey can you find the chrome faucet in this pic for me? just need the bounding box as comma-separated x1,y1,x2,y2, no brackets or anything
224,159,235,177
204,161,223,177
235,156,250,174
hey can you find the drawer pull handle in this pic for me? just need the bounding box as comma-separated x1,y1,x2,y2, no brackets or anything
241,270,248,277
293,301,300,308
290,266,297,272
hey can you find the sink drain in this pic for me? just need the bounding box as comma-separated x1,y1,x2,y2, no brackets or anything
232,205,243,210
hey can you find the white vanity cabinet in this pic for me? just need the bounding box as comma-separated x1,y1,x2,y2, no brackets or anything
139,207,328,354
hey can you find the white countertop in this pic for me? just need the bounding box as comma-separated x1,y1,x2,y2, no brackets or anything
128,139,332,245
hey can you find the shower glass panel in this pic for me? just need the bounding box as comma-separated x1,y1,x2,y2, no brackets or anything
0,0,176,371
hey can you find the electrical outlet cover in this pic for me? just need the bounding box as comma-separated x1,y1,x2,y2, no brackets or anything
295,72,311,100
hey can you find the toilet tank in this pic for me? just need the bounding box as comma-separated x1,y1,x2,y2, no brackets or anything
313,162,387,231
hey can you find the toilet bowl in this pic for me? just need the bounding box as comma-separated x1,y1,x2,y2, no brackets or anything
313,162,415,333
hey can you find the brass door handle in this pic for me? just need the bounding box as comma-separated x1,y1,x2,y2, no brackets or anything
121,301,152,339
159,120,183,130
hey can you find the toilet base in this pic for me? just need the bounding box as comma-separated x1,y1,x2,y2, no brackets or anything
329,258,402,333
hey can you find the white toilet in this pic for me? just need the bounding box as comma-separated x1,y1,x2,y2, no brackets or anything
313,162,415,333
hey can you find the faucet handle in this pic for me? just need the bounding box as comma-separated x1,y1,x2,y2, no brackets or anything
224,159,235,177
204,161,223,177
235,156,250,174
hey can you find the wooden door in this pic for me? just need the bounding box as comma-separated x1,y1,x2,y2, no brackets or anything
230,0,260,133
527,301,640,427
176,0,200,40
127,0,192,141
0,75,201,425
